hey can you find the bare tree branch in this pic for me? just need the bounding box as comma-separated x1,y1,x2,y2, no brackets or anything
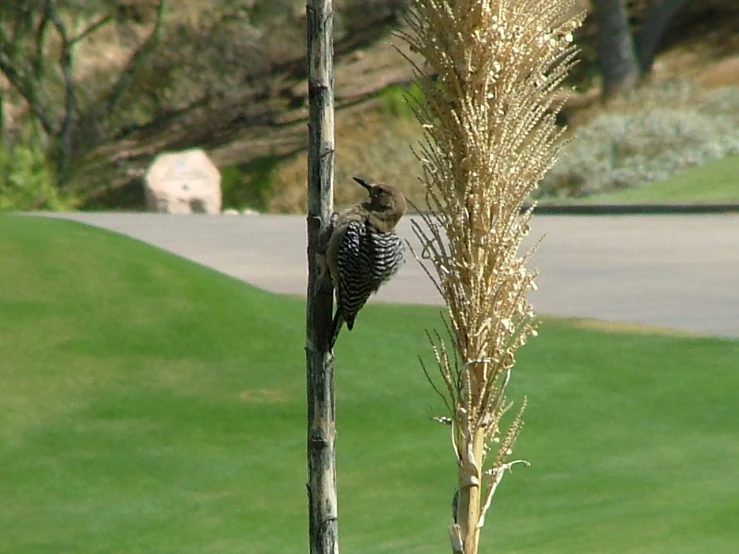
46,0,78,184
0,53,55,135
33,6,50,79
0,85,7,147
104,0,167,117
9,5,34,56
70,15,113,46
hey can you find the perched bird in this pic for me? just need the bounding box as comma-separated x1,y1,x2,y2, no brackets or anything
325,177,407,348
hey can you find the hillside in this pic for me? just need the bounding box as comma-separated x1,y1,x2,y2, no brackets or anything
2,1,739,210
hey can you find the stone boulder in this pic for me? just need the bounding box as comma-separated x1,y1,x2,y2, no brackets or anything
144,148,221,214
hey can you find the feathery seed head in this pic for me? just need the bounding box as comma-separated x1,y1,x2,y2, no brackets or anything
401,0,583,549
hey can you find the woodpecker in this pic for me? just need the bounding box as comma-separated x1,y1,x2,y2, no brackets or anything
325,177,407,348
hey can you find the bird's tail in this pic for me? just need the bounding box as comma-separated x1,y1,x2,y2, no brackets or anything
329,310,345,350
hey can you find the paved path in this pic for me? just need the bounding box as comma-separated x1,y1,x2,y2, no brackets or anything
43,213,738,338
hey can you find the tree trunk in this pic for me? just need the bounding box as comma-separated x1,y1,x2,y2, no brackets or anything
636,0,692,74
305,1,337,554
592,0,641,99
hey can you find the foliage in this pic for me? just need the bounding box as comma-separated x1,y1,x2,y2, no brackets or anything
539,85,739,198
220,156,278,211
700,86,739,125
0,0,168,185
1,216,739,553
578,154,739,203
219,165,247,210
378,81,425,119
0,137,74,210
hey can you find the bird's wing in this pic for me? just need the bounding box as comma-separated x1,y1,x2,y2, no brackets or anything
368,228,405,287
336,219,375,320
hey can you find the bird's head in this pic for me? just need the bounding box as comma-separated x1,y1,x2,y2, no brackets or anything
354,176,407,228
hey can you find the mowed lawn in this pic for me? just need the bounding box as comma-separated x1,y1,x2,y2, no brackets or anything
582,155,739,204
1,215,737,554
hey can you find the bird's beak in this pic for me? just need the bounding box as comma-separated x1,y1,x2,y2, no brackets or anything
353,176,372,191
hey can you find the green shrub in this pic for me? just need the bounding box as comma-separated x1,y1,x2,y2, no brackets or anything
379,82,425,119
540,102,739,198
221,156,279,211
700,87,739,125
0,140,75,211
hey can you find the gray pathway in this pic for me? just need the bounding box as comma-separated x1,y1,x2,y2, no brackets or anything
42,213,738,337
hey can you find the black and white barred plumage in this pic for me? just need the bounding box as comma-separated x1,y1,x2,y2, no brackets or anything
326,177,407,348
336,219,405,331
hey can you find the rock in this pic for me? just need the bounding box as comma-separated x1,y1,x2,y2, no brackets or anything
241,208,260,216
144,148,221,214
222,208,240,215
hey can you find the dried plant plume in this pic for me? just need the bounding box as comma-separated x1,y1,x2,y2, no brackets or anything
399,1,583,552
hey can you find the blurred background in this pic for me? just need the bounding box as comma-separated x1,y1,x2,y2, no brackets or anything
1,0,737,213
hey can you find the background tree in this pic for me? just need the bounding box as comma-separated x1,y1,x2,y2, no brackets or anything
592,0,692,98
592,0,641,98
0,0,167,185
635,0,692,73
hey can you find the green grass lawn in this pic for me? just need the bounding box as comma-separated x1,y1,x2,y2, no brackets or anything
1,215,738,554
581,155,739,204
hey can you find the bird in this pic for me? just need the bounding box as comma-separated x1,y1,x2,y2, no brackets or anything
325,176,407,348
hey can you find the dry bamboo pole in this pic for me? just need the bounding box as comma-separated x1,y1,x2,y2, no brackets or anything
305,1,338,554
